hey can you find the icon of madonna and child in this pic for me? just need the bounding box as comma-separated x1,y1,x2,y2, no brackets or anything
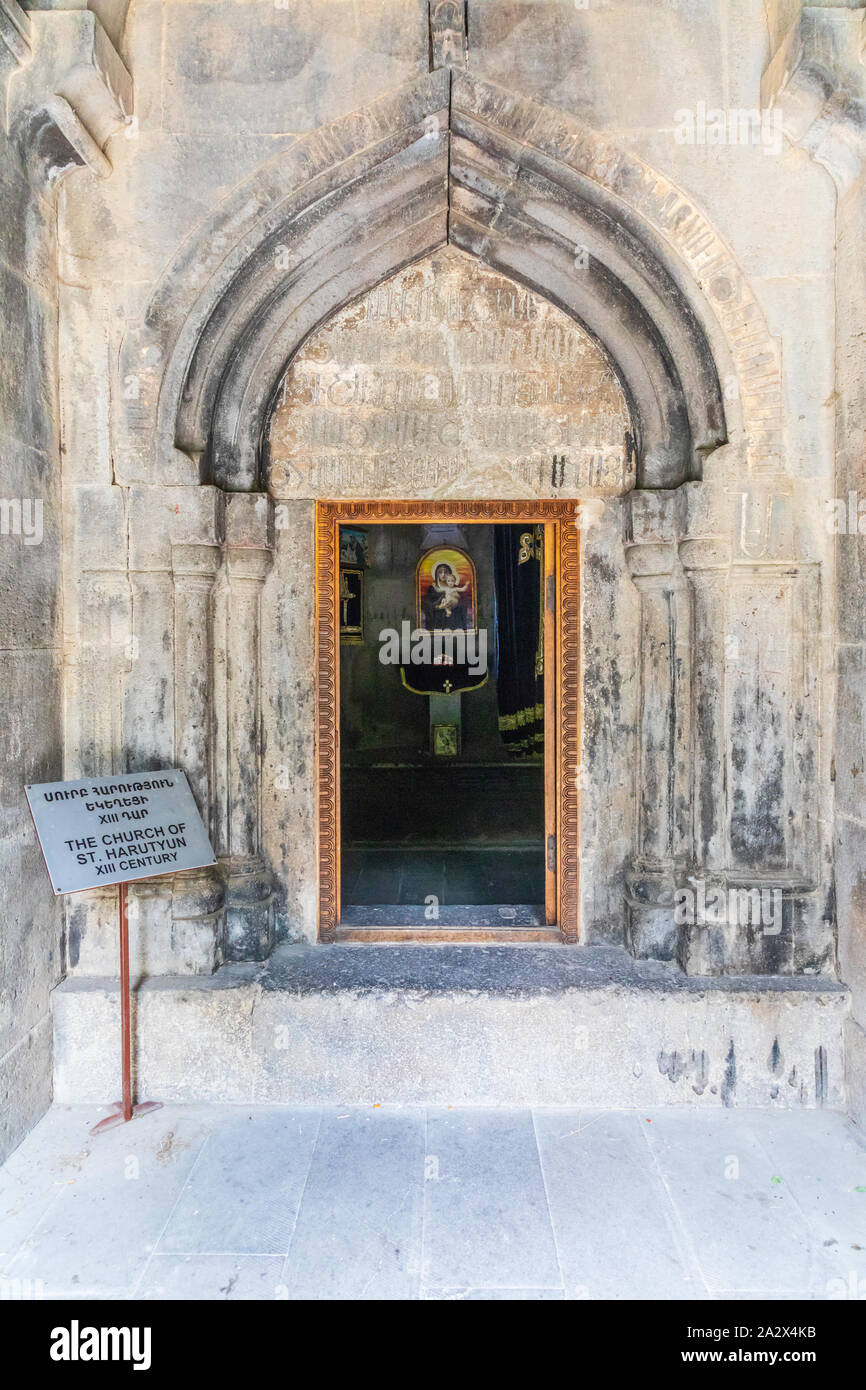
416,547,476,633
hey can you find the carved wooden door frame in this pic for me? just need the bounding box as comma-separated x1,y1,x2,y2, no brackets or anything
315,499,580,943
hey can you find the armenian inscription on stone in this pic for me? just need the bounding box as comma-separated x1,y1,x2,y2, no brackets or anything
25,769,217,895
267,248,633,500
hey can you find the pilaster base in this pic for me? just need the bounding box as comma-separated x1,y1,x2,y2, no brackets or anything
223,858,275,962
625,866,678,961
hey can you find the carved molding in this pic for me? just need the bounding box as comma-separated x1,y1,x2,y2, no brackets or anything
326,498,588,523
450,74,780,471
7,8,132,184
314,498,581,943
315,502,340,942
557,514,581,942
762,5,866,190
113,73,792,495
429,0,467,70
0,0,30,65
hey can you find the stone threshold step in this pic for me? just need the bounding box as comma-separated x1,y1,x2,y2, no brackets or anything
52,945,849,1110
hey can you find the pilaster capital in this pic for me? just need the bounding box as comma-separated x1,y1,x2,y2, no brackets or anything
678,537,733,572
625,487,683,547
624,539,679,585
225,548,273,584
171,542,223,580
7,8,132,185
762,6,866,190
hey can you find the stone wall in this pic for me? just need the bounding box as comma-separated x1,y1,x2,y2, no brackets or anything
760,0,866,1121
820,40,866,1129
45,0,838,976
4,0,863,1132
835,164,866,1125
0,4,63,1161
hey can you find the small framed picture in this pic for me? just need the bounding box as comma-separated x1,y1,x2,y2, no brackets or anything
340,528,368,569
417,546,476,632
431,723,459,758
339,567,364,642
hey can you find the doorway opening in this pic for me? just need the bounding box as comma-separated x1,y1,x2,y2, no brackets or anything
341,519,546,927
315,500,581,943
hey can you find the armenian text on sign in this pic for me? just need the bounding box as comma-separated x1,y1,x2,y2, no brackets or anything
25,770,217,895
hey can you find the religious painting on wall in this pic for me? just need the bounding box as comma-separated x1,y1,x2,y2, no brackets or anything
416,547,476,632
431,723,459,758
339,566,364,643
339,528,368,568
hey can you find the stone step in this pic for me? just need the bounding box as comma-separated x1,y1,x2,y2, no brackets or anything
51,945,850,1109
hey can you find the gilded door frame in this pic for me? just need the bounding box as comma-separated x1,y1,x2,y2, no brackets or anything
314,499,581,943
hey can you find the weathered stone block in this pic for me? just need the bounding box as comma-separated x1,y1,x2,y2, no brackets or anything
0,1017,52,1166
51,946,849,1110
0,449,59,650
160,0,428,136
0,260,57,459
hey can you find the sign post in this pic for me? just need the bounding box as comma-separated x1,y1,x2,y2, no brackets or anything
25,769,218,1136
91,880,162,1135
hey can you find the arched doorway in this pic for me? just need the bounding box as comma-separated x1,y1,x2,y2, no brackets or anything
264,248,632,941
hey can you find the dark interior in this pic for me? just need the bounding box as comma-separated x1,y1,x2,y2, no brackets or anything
339,522,546,927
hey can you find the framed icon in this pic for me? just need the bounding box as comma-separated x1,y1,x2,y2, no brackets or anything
431,723,460,758
339,566,364,642
339,528,368,569
416,546,476,631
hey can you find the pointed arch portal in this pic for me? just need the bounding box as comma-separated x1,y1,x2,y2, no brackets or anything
112,68,791,498
105,68,811,961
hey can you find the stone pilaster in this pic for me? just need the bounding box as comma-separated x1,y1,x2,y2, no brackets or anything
677,502,733,973
68,484,129,780
65,486,134,977
171,541,226,973
172,543,221,814
213,494,275,961
673,460,831,977
624,491,687,960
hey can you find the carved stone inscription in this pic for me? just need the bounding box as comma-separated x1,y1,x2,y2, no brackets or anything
266,248,633,500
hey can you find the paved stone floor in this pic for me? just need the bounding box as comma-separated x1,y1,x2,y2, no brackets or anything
1,1104,864,1300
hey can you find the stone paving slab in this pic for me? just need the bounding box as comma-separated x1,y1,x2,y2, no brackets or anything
1,1104,865,1301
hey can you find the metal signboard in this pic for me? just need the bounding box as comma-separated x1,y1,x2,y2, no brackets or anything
25,769,217,895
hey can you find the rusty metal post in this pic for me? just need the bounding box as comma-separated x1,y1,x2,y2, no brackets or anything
90,879,162,1136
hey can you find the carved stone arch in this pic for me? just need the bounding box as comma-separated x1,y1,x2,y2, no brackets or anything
99,66,812,967
115,72,451,486
117,72,786,495
216,203,694,493
449,73,782,472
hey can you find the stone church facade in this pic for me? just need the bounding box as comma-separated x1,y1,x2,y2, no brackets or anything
2,0,866,1159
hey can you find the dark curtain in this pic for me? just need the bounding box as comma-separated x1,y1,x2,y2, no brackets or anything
493,524,544,757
